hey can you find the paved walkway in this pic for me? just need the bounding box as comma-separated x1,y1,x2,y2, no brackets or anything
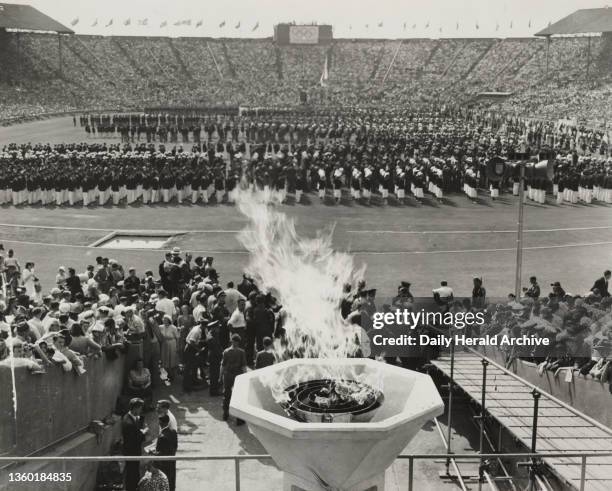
148,382,473,490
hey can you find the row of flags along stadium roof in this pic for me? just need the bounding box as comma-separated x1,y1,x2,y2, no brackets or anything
71,18,260,30
69,18,544,31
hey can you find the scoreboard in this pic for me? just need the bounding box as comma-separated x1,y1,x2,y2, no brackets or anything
274,24,333,45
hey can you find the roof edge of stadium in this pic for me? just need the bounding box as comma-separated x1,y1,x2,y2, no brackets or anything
0,3,74,34
535,7,612,36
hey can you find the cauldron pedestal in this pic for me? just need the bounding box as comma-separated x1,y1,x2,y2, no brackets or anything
230,358,443,491
284,471,384,491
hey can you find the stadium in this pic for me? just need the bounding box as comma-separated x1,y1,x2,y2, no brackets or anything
1,1,612,491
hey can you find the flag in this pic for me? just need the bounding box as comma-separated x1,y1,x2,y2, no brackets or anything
252,21,259,31
70,17,79,26
235,21,241,29
219,20,226,28
196,19,203,27
91,18,98,27
105,19,113,27
124,18,131,26
320,54,329,87
160,20,167,28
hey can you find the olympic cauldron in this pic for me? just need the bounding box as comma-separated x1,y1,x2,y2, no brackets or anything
230,358,443,491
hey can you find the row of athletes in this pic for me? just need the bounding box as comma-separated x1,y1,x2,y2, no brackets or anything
0,152,467,207
77,108,531,150
2,143,611,206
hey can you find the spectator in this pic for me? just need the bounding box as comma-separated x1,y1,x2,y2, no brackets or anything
591,270,611,297
255,336,276,369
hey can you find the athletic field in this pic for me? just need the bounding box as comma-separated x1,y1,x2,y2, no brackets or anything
1,117,611,298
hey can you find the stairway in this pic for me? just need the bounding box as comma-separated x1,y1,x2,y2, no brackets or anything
221,41,237,78
112,38,146,78
275,45,283,80
465,40,497,79
167,38,192,81
369,43,386,80
419,40,440,77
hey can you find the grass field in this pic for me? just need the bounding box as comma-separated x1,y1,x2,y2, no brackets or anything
1,117,612,298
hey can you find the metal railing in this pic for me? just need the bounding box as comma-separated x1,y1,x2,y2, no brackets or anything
424,339,612,491
1,451,610,491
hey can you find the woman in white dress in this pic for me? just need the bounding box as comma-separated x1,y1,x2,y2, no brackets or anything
160,315,179,382
21,262,37,299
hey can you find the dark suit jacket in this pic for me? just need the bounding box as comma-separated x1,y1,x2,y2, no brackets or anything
592,277,610,297
156,427,178,456
121,413,145,456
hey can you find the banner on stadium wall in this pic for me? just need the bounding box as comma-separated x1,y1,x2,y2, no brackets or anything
289,25,319,44
274,24,332,45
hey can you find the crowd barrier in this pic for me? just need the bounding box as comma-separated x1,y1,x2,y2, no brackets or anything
0,353,126,456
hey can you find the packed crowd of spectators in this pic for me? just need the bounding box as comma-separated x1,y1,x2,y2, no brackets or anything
1,32,611,125
1,240,611,399
482,272,612,388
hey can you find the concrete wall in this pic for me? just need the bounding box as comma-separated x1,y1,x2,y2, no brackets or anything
0,354,126,456
0,419,122,491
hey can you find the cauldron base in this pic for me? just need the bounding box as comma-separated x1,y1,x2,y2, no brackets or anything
283,470,384,491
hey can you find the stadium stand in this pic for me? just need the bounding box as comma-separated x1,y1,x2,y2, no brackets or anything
0,5,612,127
2,31,612,123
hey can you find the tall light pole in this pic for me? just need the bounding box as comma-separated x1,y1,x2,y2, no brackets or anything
514,163,526,298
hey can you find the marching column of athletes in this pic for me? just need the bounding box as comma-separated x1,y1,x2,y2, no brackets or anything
3,105,612,207
1,147,612,207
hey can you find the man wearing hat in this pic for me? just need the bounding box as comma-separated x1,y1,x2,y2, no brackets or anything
183,321,206,393
591,270,611,298
205,320,223,396
221,334,247,424
211,291,231,349
153,414,178,491
121,398,149,491
549,281,566,301
124,267,140,293
523,276,541,299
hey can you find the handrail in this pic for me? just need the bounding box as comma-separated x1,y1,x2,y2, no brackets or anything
1,451,603,490
1,451,610,462
462,346,612,438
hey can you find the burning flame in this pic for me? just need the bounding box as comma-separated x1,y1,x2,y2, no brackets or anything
235,187,382,404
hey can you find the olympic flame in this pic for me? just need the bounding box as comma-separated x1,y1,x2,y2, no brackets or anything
235,188,381,403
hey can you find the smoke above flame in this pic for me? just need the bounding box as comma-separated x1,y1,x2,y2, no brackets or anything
235,187,381,402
